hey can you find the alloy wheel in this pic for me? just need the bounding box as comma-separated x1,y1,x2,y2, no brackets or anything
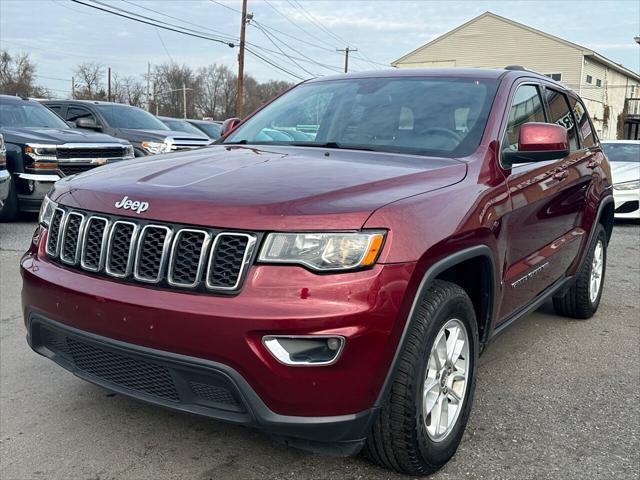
423,318,470,442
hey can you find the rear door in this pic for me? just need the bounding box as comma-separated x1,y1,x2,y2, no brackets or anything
498,81,592,320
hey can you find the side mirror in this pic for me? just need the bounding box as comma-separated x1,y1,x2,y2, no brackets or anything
502,122,569,167
74,117,101,131
221,117,242,137
66,121,77,128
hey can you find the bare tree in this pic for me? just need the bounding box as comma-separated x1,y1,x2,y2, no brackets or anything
0,50,50,97
112,73,146,107
152,62,199,118
73,62,105,100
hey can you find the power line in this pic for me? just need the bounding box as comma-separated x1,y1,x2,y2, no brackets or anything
120,0,337,73
35,74,70,82
155,27,174,63
121,0,237,42
245,47,305,81
285,0,382,70
252,22,316,77
262,0,339,50
208,0,241,14
71,0,236,47
287,0,346,46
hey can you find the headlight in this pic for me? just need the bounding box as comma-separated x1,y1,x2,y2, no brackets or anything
124,144,135,159
38,195,58,227
25,144,58,161
259,231,385,271
141,141,170,154
613,179,640,190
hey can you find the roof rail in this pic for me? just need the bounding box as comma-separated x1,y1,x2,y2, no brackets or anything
504,65,527,71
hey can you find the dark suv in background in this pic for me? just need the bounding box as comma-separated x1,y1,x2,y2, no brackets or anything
0,95,133,220
42,100,212,156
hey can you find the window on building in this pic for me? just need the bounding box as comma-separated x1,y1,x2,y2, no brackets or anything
567,96,596,148
596,79,602,87
502,84,546,152
544,73,562,81
586,75,593,84
544,88,579,151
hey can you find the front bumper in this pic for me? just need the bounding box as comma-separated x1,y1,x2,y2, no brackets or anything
21,236,415,450
0,169,10,207
614,188,640,219
27,315,373,454
14,173,60,212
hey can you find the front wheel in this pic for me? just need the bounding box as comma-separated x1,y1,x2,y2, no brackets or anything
364,280,478,475
553,224,607,319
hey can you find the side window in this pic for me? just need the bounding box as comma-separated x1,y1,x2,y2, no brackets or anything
502,84,546,152
46,105,62,114
567,96,596,148
66,106,97,124
544,89,579,151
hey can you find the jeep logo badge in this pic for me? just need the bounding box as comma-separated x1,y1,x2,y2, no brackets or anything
114,196,149,214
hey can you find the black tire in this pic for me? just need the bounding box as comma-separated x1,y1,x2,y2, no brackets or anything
364,280,479,476
0,176,19,222
553,224,607,319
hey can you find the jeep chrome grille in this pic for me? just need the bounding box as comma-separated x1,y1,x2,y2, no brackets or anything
45,208,257,293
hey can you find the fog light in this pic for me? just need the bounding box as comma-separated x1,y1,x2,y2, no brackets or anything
263,336,345,366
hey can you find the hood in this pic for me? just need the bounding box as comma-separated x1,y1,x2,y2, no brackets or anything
116,128,208,143
50,145,467,230
0,127,128,145
610,161,640,184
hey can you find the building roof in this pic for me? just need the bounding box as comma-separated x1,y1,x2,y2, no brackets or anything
392,12,640,82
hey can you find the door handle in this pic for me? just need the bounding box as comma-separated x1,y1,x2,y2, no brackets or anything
553,170,569,180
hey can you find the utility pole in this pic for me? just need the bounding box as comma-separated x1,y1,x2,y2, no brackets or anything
235,0,248,118
71,76,75,99
337,47,357,73
146,62,151,111
107,67,112,102
183,83,187,119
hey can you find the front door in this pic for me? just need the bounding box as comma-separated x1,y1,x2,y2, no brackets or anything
498,83,593,320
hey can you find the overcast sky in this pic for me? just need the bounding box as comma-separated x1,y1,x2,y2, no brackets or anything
1,0,638,97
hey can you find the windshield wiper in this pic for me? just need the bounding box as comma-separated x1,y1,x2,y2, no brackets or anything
287,141,378,151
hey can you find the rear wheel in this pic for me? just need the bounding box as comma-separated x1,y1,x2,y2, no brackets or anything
364,280,478,475
0,176,19,222
553,224,607,319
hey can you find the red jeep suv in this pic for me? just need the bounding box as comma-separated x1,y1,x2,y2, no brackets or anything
21,67,613,475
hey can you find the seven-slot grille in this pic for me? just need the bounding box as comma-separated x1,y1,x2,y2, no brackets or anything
46,208,256,292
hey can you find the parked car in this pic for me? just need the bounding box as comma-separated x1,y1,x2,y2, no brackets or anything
185,118,222,140
157,116,213,142
0,134,9,217
42,100,212,156
0,95,133,221
601,140,639,219
23,68,613,475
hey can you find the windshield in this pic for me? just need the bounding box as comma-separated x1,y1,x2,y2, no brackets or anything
161,118,206,136
191,121,221,139
97,104,169,130
603,142,640,163
0,101,69,129
224,77,499,157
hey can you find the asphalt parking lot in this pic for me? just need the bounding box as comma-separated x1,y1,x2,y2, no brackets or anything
1,217,638,480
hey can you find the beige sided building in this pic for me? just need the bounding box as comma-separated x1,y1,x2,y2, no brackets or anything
392,12,640,140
